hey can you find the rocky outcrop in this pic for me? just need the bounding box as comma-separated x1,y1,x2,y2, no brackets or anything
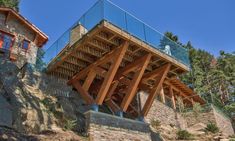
0,60,89,137
0,127,83,141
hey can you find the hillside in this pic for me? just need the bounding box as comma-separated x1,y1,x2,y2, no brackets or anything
0,60,234,141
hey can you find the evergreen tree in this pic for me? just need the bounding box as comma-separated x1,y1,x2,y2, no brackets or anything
0,0,20,12
163,32,235,118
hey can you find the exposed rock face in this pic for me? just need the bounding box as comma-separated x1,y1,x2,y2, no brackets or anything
0,95,12,128
0,127,83,141
0,60,89,135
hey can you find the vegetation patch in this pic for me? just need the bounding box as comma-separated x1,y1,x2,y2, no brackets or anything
150,119,161,129
205,122,219,133
177,130,193,140
64,119,77,131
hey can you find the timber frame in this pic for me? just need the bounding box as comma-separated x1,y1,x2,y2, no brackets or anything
46,20,205,118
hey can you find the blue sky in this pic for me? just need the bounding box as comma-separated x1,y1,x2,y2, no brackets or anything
19,0,235,56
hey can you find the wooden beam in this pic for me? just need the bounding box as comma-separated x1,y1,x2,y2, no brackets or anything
5,11,11,24
106,80,119,100
191,98,195,105
115,53,152,78
169,85,176,109
160,86,166,104
164,80,192,104
82,70,96,91
141,64,171,116
94,67,107,77
95,41,129,105
68,42,128,85
142,63,171,82
120,54,152,111
73,80,95,104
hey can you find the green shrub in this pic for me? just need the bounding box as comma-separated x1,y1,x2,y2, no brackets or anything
64,119,77,131
150,119,161,129
177,130,193,140
205,122,219,133
229,134,235,141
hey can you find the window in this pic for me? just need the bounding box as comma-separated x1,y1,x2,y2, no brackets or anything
22,39,30,50
0,31,14,50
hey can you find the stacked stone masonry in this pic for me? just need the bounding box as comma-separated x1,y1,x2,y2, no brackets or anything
0,12,39,67
85,111,152,141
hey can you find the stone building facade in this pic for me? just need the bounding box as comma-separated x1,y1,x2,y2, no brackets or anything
0,7,48,67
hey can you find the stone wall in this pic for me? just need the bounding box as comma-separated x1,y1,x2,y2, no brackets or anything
213,107,234,136
0,12,39,67
85,111,152,141
139,92,186,129
184,105,234,136
139,92,234,136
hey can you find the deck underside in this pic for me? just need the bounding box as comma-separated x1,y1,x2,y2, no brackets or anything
46,21,204,118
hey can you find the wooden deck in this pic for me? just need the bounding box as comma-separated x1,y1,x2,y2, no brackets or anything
46,20,204,118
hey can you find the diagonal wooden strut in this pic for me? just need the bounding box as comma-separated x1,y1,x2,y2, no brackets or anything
68,41,129,106
73,80,95,104
95,42,129,105
120,54,152,111
142,63,171,83
67,41,128,85
141,63,171,116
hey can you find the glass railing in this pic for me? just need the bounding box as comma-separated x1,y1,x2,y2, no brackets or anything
43,0,190,67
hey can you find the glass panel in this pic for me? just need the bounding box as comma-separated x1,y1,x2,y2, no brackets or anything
126,14,145,40
145,25,162,48
104,0,126,30
22,40,30,50
57,29,70,54
43,41,58,64
83,0,103,30
44,0,190,67
3,35,12,50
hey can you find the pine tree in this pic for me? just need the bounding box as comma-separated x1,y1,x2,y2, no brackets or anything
0,0,20,12
163,32,235,118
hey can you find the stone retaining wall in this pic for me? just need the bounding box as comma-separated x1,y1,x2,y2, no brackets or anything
140,92,186,129
85,111,152,141
184,105,234,136
213,107,234,136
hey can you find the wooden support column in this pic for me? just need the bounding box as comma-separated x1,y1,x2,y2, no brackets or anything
120,54,152,112
160,86,166,104
169,85,176,109
141,64,171,116
95,42,129,105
